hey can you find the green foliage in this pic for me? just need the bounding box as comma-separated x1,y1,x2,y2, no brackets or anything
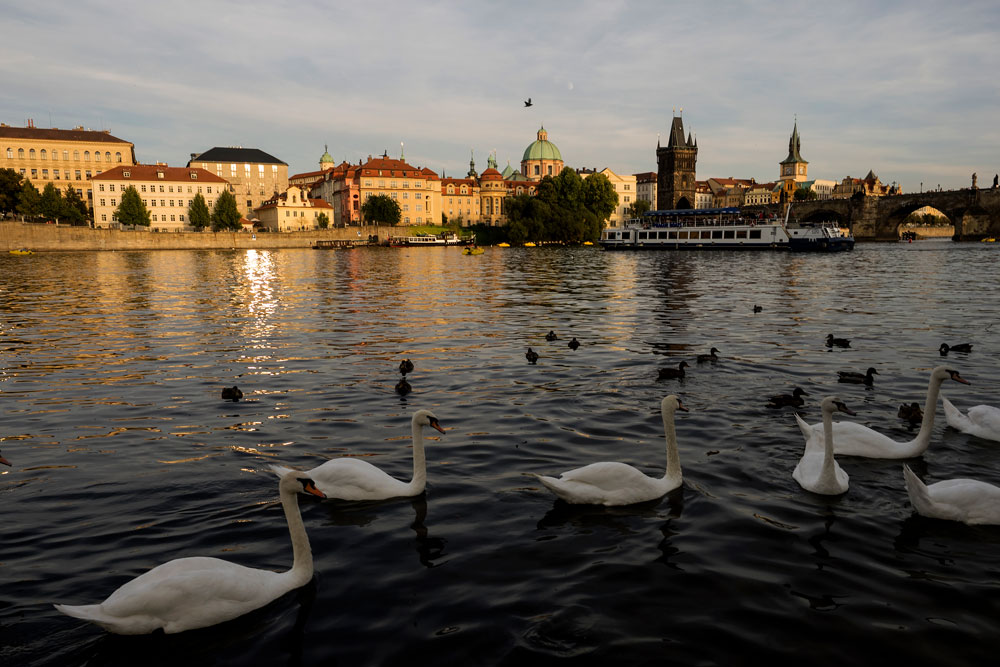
16,180,41,218
115,185,151,227
316,212,330,229
626,199,652,219
581,172,619,223
40,182,63,220
0,168,22,213
360,194,401,225
62,185,87,224
188,192,210,230
503,168,604,244
793,187,817,201
211,189,243,231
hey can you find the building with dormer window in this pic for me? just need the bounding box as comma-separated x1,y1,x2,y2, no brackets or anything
254,185,332,231
91,164,227,230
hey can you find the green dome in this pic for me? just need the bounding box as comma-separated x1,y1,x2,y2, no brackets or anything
521,126,562,162
320,145,334,165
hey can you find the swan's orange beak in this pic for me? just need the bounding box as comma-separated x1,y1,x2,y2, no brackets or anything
303,479,326,499
429,417,445,434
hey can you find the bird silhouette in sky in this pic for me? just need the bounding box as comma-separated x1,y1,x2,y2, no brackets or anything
524,98,533,107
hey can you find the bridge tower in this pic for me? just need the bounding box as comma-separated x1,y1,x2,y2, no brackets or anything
778,120,809,201
656,114,697,210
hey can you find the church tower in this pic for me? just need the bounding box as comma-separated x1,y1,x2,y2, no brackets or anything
656,114,697,210
778,120,808,199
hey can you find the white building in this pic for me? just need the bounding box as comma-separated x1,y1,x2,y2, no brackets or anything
91,164,228,230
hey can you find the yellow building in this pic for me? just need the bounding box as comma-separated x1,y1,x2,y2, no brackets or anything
778,121,808,200
254,185,333,231
0,121,135,211
187,147,288,217
91,164,229,230
584,168,635,226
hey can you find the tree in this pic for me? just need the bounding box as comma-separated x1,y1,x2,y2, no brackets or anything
188,192,210,230
62,185,87,224
16,180,41,219
316,212,330,229
581,172,619,224
40,182,64,221
793,187,817,201
360,194,401,225
0,168,22,214
115,185,151,227
211,189,243,231
625,199,651,220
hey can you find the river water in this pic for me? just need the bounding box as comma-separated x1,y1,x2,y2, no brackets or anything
1,241,999,666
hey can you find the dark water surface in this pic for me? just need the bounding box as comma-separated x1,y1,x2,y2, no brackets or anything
2,241,999,666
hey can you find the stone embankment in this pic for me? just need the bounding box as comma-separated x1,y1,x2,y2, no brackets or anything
1,221,395,252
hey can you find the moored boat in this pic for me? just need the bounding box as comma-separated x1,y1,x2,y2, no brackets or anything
786,221,855,252
387,233,470,247
8,248,33,255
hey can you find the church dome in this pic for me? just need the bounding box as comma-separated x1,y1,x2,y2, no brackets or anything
481,168,503,181
319,145,334,165
522,126,562,162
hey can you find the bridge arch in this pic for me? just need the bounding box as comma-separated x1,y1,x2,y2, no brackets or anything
880,202,955,239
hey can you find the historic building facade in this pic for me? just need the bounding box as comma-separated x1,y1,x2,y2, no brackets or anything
521,126,564,181
580,168,635,226
91,164,228,230
778,121,808,200
187,147,288,217
634,172,657,210
656,115,697,209
0,121,135,210
254,185,332,231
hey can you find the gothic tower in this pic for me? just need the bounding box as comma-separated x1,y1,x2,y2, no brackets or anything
778,120,808,200
656,115,697,210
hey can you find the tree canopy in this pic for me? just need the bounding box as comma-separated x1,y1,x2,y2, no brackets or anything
62,185,87,224
503,168,607,244
16,180,41,219
360,194,401,225
211,190,243,231
0,168,22,214
626,198,652,219
188,192,210,230
316,212,330,229
115,185,150,227
40,183,63,221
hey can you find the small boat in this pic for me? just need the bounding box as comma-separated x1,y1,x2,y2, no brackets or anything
312,239,356,250
524,242,537,247
497,242,510,247
462,246,484,255
582,241,594,246
982,237,997,243
8,248,33,255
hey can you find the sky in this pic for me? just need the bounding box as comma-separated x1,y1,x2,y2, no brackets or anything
3,0,999,193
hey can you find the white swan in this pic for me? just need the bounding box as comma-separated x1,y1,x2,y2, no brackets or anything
792,397,853,495
54,469,325,634
796,366,970,459
942,396,1000,443
902,465,1000,525
271,409,445,500
529,395,687,506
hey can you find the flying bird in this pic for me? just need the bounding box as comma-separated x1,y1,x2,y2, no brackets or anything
524,98,533,107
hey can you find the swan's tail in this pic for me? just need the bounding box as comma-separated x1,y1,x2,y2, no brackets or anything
54,603,110,625
942,396,971,432
269,464,296,479
794,413,814,441
902,465,934,517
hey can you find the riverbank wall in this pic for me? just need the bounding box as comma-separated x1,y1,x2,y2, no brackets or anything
1,221,399,252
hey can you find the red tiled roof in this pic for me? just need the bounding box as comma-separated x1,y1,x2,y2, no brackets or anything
91,164,227,183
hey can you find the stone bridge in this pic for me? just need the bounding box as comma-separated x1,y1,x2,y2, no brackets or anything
744,187,1000,241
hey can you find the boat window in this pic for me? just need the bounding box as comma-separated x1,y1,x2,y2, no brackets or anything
658,231,669,239
668,231,678,239
701,231,712,239
712,230,723,239
736,230,747,239
677,231,689,239
638,231,649,240
749,230,762,239
724,230,735,239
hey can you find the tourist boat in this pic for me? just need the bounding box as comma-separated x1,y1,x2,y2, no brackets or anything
387,233,468,247
462,246,484,255
599,206,854,252
8,248,33,255
312,239,356,250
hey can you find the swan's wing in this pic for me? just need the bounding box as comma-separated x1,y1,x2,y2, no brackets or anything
307,457,408,499
805,420,908,458
965,405,1000,441
556,461,654,490
535,462,668,505
924,479,1000,524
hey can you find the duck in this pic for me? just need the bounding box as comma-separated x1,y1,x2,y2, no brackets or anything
898,402,923,424
657,361,689,380
568,337,580,350
825,334,851,348
939,342,973,355
545,330,558,341
526,348,539,364
792,397,854,495
53,469,325,634
837,367,878,385
753,305,763,313
221,386,243,402
271,410,445,500
395,377,412,396
767,387,808,408
399,359,414,375
942,396,1000,442
795,366,970,459
0,450,10,466
697,347,720,363
903,465,1000,525
529,395,687,506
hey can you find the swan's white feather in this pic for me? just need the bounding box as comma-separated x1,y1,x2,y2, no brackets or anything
943,397,1000,443
903,465,1000,525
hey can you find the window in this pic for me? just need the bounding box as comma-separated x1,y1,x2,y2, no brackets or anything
230,164,236,176
534,165,540,175
207,187,212,194
63,150,69,160
73,150,80,160
111,198,116,206
110,184,116,192
75,170,82,180
29,148,36,159
42,169,48,178
115,152,122,162
94,152,101,162
258,165,264,176
179,215,185,222
5,148,11,159
169,200,174,207
30,169,37,177
105,152,111,162
100,199,105,207
101,214,106,222
141,185,146,192
54,169,60,180
159,185,164,192
85,170,91,179
84,151,90,161
17,148,24,159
